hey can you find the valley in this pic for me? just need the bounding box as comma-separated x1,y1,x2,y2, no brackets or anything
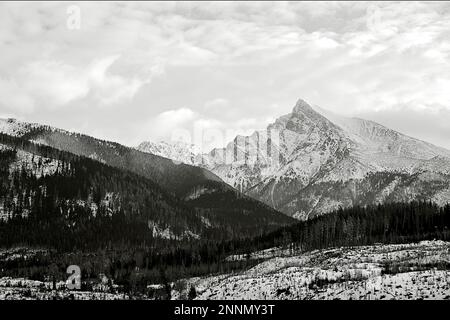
0,99,450,300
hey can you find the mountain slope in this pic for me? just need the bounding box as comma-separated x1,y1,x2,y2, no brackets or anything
0,118,295,238
0,118,224,199
138,99,450,220
0,118,294,227
0,132,293,249
0,132,205,248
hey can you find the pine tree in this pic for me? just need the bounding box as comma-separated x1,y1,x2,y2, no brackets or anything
188,286,197,300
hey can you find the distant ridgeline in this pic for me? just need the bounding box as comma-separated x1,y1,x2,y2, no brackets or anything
0,132,292,251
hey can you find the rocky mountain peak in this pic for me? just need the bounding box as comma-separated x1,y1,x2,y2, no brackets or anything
136,98,450,220
292,98,314,114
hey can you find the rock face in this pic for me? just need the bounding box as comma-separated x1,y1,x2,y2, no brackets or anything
138,99,450,220
137,140,201,166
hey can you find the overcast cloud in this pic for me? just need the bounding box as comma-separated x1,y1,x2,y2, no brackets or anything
0,1,449,150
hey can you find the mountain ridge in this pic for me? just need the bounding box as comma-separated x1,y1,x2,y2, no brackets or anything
0,117,294,236
0,130,294,245
138,99,450,219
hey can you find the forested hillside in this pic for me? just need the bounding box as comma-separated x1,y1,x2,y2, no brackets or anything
1,185,448,292
0,129,448,294
1,118,230,198
232,201,450,256
0,132,293,251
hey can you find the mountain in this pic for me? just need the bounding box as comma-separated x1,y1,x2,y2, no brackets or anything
0,119,294,242
137,140,201,166
0,132,294,249
0,132,207,248
138,99,450,220
0,118,222,199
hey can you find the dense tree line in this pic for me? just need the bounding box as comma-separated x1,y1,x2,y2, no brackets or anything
0,132,449,293
0,132,291,251
0,138,201,249
1,198,449,291
233,201,450,255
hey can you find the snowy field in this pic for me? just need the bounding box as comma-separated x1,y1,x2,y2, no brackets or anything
0,247,129,300
173,241,450,300
0,277,129,300
0,241,449,300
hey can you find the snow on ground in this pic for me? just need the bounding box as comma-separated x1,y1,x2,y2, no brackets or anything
88,152,106,164
0,241,449,300
9,149,64,179
148,220,200,240
0,277,130,300
184,186,218,200
0,247,49,262
137,140,201,166
0,247,129,300
0,118,36,137
0,150,69,221
226,246,293,262
174,241,450,300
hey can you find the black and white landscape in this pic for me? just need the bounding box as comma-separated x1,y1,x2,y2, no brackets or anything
0,1,449,300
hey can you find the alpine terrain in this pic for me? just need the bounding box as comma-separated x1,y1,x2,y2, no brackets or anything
138,99,450,220
0,119,294,242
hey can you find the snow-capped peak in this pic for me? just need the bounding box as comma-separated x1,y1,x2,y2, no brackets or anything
137,140,202,165
137,98,450,219
292,98,314,114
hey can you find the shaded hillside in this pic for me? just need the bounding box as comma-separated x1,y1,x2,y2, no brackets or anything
2,118,224,198
0,133,294,251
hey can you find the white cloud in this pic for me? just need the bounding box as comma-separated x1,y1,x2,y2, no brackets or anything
203,98,229,111
140,104,267,152
157,108,196,125
0,1,449,151
19,60,90,107
0,77,35,113
359,106,450,149
0,54,159,111
87,55,151,106
143,107,196,141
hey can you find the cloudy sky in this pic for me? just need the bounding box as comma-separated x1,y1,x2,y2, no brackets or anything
1,1,450,151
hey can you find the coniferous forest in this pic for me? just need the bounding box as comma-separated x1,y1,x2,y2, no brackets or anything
0,131,449,296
